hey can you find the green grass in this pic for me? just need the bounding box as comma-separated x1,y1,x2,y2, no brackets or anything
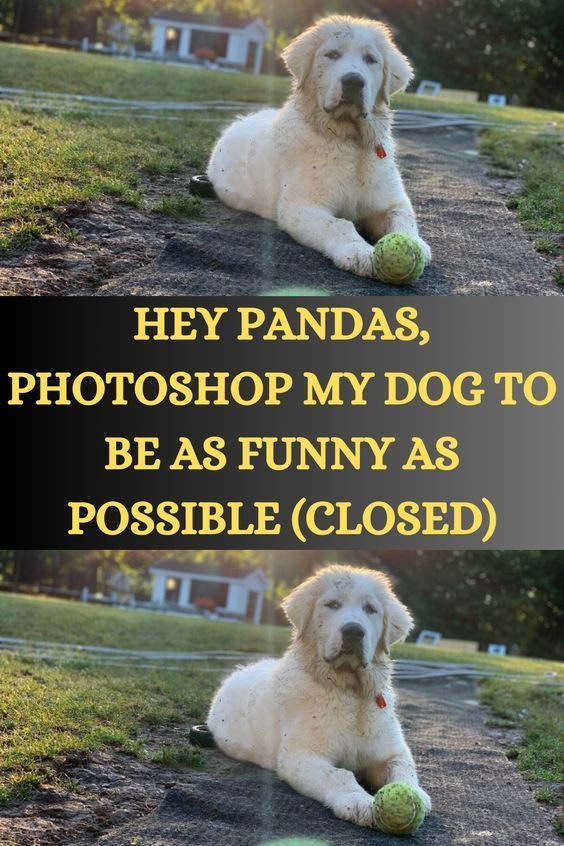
0,651,219,803
480,129,564,233
0,103,219,255
1,42,562,260
2,593,562,678
398,642,564,681
154,193,204,219
0,592,289,653
0,593,562,808
0,42,290,105
151,744,203,768
2,43,563,128
480,680,564,782
399,92,564,130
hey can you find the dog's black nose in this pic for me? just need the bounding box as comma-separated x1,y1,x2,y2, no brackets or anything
341,622,365,641
341,72,365,90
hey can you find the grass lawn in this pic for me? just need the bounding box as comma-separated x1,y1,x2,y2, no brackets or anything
0,104,219,255
0,42,290,104
479,129,564,281
1,42,563,261
1,592,562,810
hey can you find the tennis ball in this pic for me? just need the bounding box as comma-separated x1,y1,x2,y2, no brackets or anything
372,783,426,835
372,233,426,285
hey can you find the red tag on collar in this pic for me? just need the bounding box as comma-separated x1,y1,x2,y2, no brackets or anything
375,145,387,159
375,693,387,709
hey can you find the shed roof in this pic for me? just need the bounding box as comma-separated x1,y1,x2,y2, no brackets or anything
150,559,267,582
150,10,262,30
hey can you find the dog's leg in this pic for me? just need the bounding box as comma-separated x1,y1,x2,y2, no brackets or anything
363,202,431,263
362,753,432,813
278,751,375,827
278,200,375,278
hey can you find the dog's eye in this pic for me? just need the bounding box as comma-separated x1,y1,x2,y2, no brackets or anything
325,600,342,610
364,54,378,64
325,50,341,60
364,603,378,614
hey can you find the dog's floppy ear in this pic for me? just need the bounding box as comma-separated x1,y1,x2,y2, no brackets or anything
377,30,413,106
379,589,413,656
281,574,320,638
281,24,320,89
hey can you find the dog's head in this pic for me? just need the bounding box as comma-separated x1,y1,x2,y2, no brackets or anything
282,15,412,121
281,564,413,673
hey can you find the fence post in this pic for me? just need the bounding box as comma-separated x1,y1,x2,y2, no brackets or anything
81,37,89,53
81,587,89,603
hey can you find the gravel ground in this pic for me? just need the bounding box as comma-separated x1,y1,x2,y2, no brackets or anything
1,677,560,846
1,127,559,296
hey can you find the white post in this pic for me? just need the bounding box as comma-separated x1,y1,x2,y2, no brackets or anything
254,591,264,624
81,37,89,53
178,27,190,58
152,573,166,605
152,23,166,56
178,577,190,607
253,40,264,75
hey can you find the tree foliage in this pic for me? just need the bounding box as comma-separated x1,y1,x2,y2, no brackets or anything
1,0,561,107
372,0,564,110
0,549,562,660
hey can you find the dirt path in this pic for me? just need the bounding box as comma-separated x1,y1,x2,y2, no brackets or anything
1,677,559,846
1,126,559,296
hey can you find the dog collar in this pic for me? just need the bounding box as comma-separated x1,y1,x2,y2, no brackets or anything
375,693,387,709
375,145,387,159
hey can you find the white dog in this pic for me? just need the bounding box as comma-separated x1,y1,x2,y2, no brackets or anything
207,565,431,829
207,16,430,280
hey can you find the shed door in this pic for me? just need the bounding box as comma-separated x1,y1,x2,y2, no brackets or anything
246,591,258,620
246,41,258,70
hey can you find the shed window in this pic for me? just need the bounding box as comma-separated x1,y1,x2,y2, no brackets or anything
190,29,229,58
190,578,229,607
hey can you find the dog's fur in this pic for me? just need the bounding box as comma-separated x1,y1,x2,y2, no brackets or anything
207,15,430,279
207,565,431,828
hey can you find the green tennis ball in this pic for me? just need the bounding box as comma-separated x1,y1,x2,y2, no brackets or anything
373,233,426,285
372,783,426,835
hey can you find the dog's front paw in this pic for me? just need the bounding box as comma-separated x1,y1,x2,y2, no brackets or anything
413,785,432,814
332,241,374,278
332,791,375,828
415,236,432,264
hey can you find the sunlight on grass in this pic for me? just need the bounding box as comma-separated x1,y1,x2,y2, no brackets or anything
1,593,562,806
0,652,220,803
480,129,564,233
481,680,564,782
0,103,218,254
0,42,290,105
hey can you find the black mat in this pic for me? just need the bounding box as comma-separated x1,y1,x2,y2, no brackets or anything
96,679,561,846
96,128,559,297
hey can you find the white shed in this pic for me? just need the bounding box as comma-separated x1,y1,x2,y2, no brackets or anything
149,559,270,624
149,10,269,74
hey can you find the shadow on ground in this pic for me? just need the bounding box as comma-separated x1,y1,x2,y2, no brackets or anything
3,678,557,846
91,678,559,846
1,127,559,296
94,127,559,297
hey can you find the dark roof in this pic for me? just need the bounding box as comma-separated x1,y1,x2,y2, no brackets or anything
151,10,259,29
151,559,262,580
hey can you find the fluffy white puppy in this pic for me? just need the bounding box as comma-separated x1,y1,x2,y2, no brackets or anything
207,16,430,279
207,565,431,828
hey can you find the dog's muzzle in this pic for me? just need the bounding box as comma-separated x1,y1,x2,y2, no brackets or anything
330,621,366,667
340,72,365,108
